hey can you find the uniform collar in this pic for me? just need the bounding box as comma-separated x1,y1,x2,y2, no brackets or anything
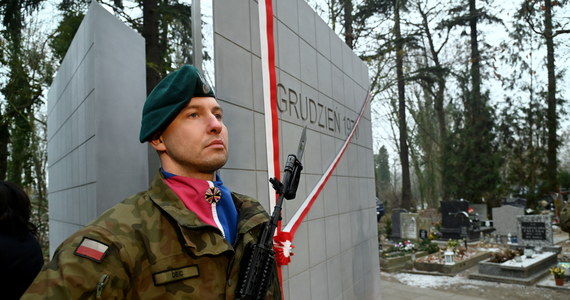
147,170,269,255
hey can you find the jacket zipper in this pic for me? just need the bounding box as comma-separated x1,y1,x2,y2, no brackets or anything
95,273,109,298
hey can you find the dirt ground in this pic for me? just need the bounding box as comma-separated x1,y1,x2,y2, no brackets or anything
380,228,570,300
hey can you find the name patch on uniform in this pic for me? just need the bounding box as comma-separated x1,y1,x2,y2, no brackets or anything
74,237,110,263
153,265,200,286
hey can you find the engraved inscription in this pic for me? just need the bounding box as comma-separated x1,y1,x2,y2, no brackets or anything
277,83,359,138
521,222,547,240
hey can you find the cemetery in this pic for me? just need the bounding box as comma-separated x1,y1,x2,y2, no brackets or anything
378,198,570,294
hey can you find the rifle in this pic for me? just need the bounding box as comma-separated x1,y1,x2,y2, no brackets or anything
236,127,307,300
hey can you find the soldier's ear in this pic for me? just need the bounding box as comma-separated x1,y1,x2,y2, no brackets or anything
149,136,166,152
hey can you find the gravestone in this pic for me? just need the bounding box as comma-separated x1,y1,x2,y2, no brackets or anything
441,200,469,228
493,205,524,236
440,200,480,241
390,208,408,241
417,217,431,240
517,215,553,247
400,213,418,240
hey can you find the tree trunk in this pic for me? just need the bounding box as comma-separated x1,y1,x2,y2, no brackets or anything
469,0,481,121
543,0,558,192
0,114,8,180
329,0,337,31
343,0,354,49
435,79,447,201
466,0,490,203
394,0,412,211
419,4,447,202
143,0,161,95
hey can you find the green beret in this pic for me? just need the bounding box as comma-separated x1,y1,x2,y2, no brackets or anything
139,65,215,142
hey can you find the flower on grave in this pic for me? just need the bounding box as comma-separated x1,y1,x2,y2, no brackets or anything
550,266,566,278
446,239,460,251
395,240,416,252
428,231,442,240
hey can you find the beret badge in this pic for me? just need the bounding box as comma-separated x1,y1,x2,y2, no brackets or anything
202,83,210,94
198,71,211,94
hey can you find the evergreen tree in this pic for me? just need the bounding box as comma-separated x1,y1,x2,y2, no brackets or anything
375,145,391,195
0,0,45,184
439,0,502,203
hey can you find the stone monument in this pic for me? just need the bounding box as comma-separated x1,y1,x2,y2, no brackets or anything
440,200,480,241
400,213,418,241
46,2,147,255
390,208,408,241
493,205,525,237
516,215,554,247
48,0,379,298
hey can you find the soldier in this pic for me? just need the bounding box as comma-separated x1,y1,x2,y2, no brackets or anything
23,65,281,299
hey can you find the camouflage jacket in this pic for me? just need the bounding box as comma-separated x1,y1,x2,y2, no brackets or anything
23,172,281,300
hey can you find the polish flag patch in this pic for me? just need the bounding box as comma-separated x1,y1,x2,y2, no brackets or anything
74,237,110,263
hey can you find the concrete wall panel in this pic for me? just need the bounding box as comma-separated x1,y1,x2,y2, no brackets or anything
298,1,316,47
221,102,256,170
299,40,318,89
213,0,251,51
310,262,329,300
215,35,254,109
47,2,147,255
327,255,343,300
277,21,301,79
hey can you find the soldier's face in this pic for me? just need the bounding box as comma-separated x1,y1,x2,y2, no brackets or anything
152,97,229,180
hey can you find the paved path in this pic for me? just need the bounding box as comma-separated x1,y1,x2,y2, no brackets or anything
380,279,487,300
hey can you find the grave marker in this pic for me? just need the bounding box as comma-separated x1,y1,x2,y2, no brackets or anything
492,205,524,236
390,208,408,241
517,215,553,247
440,200,480,241
400,213,419,240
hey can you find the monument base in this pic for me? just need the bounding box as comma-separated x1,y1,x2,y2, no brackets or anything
469,252,558,285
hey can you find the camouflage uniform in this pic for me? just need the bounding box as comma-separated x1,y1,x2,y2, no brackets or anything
23,172,281,299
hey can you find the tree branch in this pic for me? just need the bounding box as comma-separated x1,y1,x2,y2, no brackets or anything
553,29,570,37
